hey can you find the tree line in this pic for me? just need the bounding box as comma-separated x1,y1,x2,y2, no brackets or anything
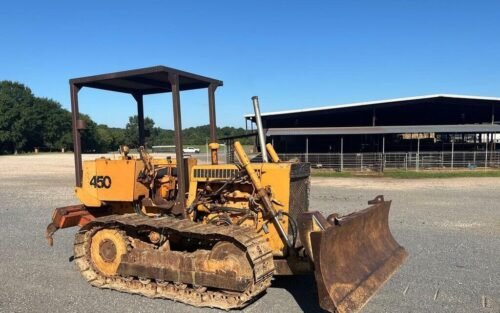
0,81,252,154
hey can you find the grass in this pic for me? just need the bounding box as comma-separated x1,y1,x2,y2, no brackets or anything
311,169,500,179
310,170,356,178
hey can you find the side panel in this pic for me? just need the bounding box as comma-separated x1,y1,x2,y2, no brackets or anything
288,163,311,217
78,157,196,206
76,160,100,207
259,163,291,254
82,160,97,199
95,159,136,202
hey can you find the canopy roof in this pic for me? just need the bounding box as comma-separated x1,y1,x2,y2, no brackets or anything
70,65,223,95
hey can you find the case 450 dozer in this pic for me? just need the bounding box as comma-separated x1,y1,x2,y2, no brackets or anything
46,66,407,313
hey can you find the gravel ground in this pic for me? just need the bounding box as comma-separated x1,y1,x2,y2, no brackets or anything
0,154,498,313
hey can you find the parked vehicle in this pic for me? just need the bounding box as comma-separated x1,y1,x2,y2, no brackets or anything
183,147,200,153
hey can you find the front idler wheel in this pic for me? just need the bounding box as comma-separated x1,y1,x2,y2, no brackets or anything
89,228,128,276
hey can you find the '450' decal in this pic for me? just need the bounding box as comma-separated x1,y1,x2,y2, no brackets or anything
89,175,112,189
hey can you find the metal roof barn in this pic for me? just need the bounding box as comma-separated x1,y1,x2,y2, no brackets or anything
244,94,500,154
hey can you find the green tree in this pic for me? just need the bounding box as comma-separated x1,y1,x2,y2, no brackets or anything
150,127,174,146
0,81,78,153
79,114,101,152
96,125,114,152
0,81,38,153
108,127,127,150
33,97,72,151
125,115,156,148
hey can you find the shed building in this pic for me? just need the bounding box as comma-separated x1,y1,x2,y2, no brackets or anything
244,94,500,154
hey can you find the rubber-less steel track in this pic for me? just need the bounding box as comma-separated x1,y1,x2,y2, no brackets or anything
73,214,274,310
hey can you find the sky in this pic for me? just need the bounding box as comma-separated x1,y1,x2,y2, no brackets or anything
1,0,499,129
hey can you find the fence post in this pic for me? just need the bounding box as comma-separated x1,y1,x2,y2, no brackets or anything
360,153,363,171
473,150,476,165
405,153,408,171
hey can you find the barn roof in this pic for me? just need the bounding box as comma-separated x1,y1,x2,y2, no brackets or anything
244,94,500,120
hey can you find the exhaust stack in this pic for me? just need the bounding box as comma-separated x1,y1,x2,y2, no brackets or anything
252,96,268,162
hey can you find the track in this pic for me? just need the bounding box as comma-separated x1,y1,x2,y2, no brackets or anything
73,214,275,310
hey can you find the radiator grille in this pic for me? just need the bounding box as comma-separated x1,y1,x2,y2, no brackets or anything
288,163,310,221
193,168,239,179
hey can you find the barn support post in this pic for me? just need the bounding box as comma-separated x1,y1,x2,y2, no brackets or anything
416,137,420,171
382,135,385,172
340,136,344,172
494,133,497,158
485,133,489,168
491,133,495,162
305,136,309,163
451,138,454,169
492,103,495,125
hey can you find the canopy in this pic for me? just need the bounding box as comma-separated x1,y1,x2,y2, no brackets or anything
70,65,223,95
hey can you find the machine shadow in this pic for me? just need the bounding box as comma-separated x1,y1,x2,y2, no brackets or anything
272,274,325,313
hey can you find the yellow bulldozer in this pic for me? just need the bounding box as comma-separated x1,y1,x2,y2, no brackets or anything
46,66,407,313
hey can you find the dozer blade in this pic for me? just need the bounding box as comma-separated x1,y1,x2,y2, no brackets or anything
298,195,408,313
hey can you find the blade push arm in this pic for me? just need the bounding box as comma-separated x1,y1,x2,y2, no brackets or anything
233,141,292,248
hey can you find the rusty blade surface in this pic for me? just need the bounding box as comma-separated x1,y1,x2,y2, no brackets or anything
310,198,408,313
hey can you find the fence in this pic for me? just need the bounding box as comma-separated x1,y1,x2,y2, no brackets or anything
266,151,500,172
